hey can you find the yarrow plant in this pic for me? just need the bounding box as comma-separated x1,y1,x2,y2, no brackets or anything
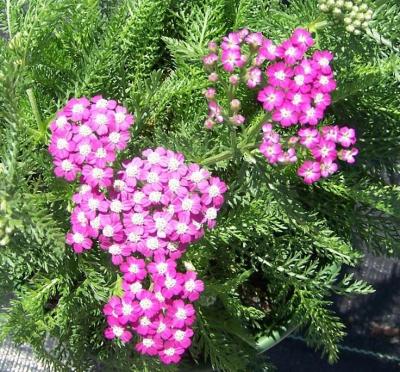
203,28,359,184
48,97,227,364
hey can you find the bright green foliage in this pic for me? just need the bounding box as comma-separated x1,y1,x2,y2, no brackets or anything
0,0,399,371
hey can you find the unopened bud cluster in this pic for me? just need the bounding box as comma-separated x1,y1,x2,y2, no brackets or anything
318,0,373,35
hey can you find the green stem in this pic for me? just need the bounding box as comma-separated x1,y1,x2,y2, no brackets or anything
6,0,12,40
256,322,298,354
200,149,233,166
26,88,45,136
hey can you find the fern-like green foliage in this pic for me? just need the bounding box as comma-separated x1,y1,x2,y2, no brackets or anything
0,0,399,371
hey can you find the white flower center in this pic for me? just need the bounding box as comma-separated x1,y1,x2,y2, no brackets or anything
176,308,187,320
314,93,324,103
95,113,108,126
319,76,329,85
130,282,142,293
143,338,154,348
181,198,193,211
167,242,178,252
128,232,140,243
168,158,180,170
140,299,152,310
113,180,126,192
92,168,104,179
79,143,91,156
281,108,291,118
109,132,120,144
157,322,166,333
112,326,124,337
88,198,99,210
56,116,68,128
306,108,316,118
57,138,68,150
96,148,107,159
156,262,168,274
148,152,161,164
115,112,125,123
90,216,100,229
149,191,162,203
175,330,186,341
176,223,188,235
109,244,121,255
103,225,114,237
129,264,139,273
110,200,123,213
147,172,159,184
126,164,139,178
140,317,150,326
209,185,220,197
294,75,304,85
275,70,286,81
155,218,167,231
190,171,204,183
286,46,296,56
165,348,175,356
133,191,145,203
165,276,176,289
73,232,84,243
79,124,92,136
205,207,217,220
319,57,330,67
292,94,302,105
169,179,180,192
61,159,73,171
72,103,84,114
122,303,133,315
131,213,144,225
95,99,108,109
185,279,196,292
147,237,159,250
77,211,87,224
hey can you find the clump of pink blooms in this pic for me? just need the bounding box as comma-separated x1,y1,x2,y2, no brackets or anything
49,102,226,364
203,28,359,184
49,96,134,183
260,123,358,184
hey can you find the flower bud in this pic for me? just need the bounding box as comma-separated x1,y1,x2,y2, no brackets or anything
336,0,344,7
208,72,219,82
353,19,361,27
360,3,368,12
208,41,218,52
230,114,245,126
333,7,342,16
288,136,299,145
183,261,196,271
229,74,240,86
353,29,361,35
204,88,216,100
344,1,353,10
230,99,241,112
204,118,216,129
361,21,370,29
327,0,335,6
346,24,356,32
319,4,329,12
344,17,352,24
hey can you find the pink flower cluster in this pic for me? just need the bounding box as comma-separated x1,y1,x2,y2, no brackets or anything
49,105,227,364
203,28,359,183
203,29,266,128
260,123,358,184
257,29,336,128
49,96,134,182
